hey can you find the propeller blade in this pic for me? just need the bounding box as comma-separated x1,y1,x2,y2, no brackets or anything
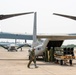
53,13,76,20
17,44,31,49
0,12,34,20
0,45,9,49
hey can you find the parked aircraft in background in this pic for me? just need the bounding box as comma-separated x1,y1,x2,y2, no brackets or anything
0,42,31,51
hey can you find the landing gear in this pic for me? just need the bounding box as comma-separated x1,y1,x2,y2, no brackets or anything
8,50,10,52
15,49,17,52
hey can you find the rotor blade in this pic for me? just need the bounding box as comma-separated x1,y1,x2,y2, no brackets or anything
0,12,34,20
53,13,76,20
0,45,9,49
17,44,31,49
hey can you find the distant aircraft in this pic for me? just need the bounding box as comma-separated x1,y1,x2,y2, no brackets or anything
0,43,31,51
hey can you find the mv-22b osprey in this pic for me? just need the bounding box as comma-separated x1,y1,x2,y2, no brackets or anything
28,12,76,60
0,12,76,57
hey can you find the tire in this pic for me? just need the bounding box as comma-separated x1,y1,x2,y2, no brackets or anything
56,60,59,64
60,60,63,65
69,60,72,66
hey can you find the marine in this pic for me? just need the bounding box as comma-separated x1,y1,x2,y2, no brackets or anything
27,47,38,68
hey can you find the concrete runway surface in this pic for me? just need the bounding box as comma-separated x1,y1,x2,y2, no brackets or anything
0,47,76,75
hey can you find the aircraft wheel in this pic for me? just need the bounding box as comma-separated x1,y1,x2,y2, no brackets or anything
15,49,17,52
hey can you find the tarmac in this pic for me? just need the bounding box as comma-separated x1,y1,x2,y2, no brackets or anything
0,47,76,75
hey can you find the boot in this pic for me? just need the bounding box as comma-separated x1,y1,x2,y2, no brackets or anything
27,65,30,68
35,65,38,68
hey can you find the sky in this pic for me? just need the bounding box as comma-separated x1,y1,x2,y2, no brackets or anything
0,0,76,45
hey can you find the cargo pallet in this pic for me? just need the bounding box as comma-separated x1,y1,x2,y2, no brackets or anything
54,55,75,65
54,47,75,66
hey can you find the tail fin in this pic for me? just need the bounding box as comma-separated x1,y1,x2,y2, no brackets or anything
32,12,37,47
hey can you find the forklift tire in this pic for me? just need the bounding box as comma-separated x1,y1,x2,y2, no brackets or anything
69,60,72,66
60,60,63,65
55,59,58,64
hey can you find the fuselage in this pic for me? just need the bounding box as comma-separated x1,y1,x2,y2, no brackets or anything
29,39,63,56
29,39,49,56
8,44,17,51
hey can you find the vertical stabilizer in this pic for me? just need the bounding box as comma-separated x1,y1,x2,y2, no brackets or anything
32,12,37,47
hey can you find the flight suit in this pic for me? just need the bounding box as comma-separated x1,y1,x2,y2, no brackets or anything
27,49,38,68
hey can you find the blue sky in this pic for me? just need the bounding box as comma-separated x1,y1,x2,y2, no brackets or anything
0,0,76,45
